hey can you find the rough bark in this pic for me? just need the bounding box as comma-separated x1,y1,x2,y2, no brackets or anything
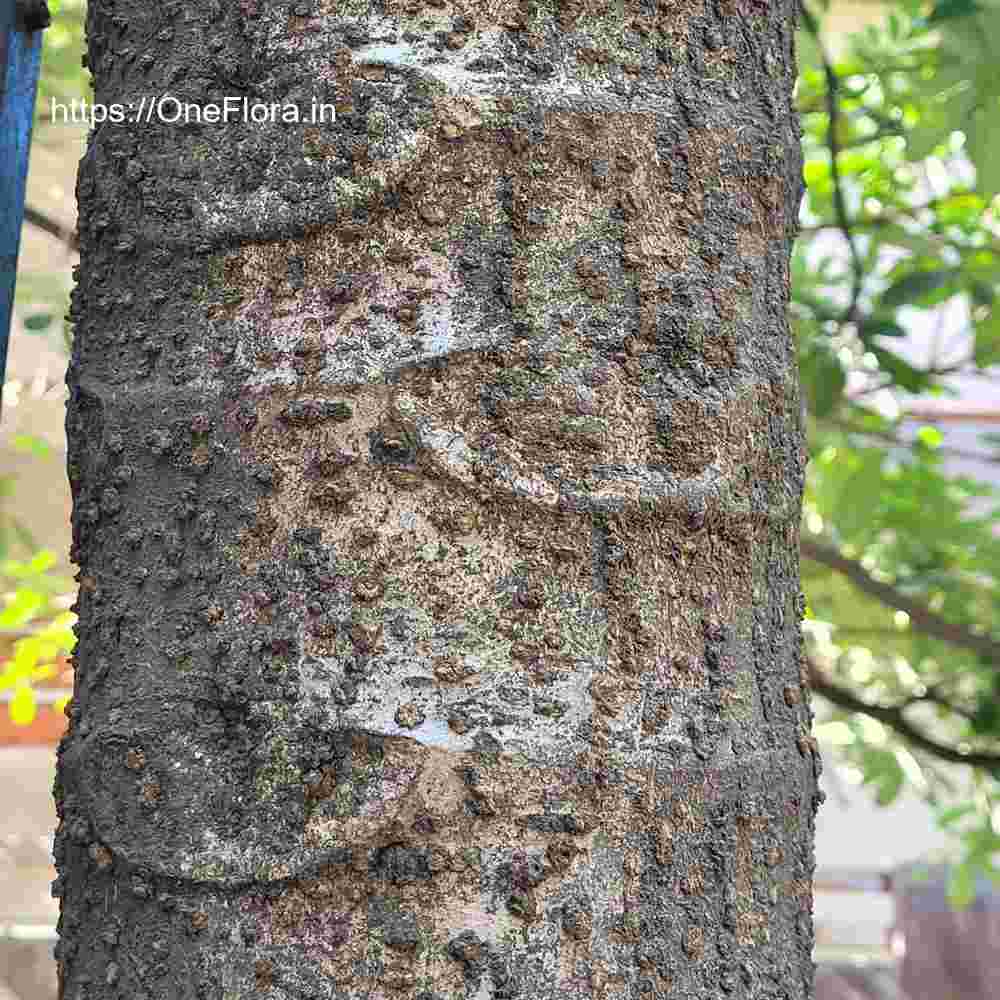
56,1,817,999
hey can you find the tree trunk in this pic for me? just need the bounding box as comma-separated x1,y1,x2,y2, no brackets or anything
56,2,816,998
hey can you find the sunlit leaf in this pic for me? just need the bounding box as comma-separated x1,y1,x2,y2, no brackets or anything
10,435,53,458
916,426,944,449
938,803,976,827
0,589,46,628
9,686,37,727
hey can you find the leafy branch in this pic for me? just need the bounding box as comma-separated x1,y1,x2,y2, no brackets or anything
808,657,1000,770
802,537,1000,664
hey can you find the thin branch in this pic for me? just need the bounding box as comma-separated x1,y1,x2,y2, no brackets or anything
801,537,1000,664
836,128,906,151
827,626,921,637
807,658,1000,770
798,2,865,327
799,218,1000,258
23,205,78,251
904,685,978,724
846,377,894,398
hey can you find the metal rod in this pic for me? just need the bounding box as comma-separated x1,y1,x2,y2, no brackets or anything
1,1,51,418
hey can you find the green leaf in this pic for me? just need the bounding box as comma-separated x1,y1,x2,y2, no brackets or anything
905,120,951,162
916,426,944,449
27,550,57,574
937,803,976,828
868,224,952,259
10,434,53,459
880,269,959,309
964,96,1000,201
974,306,1000,366
0,589,46,628
801,345,847,418
858,317,908,344
21,313,54,333
971,281,996,307
928,0,984,22
868,345,931,392
858,747,907,806
795,28,824,78
827,448,887,541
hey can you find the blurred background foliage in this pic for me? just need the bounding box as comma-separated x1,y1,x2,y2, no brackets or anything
36,0,87,113
3,0,1000,907
796,0,1000,906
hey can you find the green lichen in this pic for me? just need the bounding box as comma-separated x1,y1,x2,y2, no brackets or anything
333,783,354,817
367,108,391,139
205,255,226,288
413,108,435,129
727,670,756,722
534,699,568,720
332,174,379,210
334,0,377,17
364,926,385,970
190,859,227,882
308,825,339,847
558,415,608,441
415,925,442,961
255,731,300,803
255,860,284,881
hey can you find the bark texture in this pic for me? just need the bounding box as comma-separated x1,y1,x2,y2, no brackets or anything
56,1,817,998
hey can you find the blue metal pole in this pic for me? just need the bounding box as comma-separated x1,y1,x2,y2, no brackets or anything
1,0,50,418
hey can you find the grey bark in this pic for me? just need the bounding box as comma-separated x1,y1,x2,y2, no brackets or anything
55,1,817,998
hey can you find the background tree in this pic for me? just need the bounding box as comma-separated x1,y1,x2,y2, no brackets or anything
51,1,813,998
794,0,1000,905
